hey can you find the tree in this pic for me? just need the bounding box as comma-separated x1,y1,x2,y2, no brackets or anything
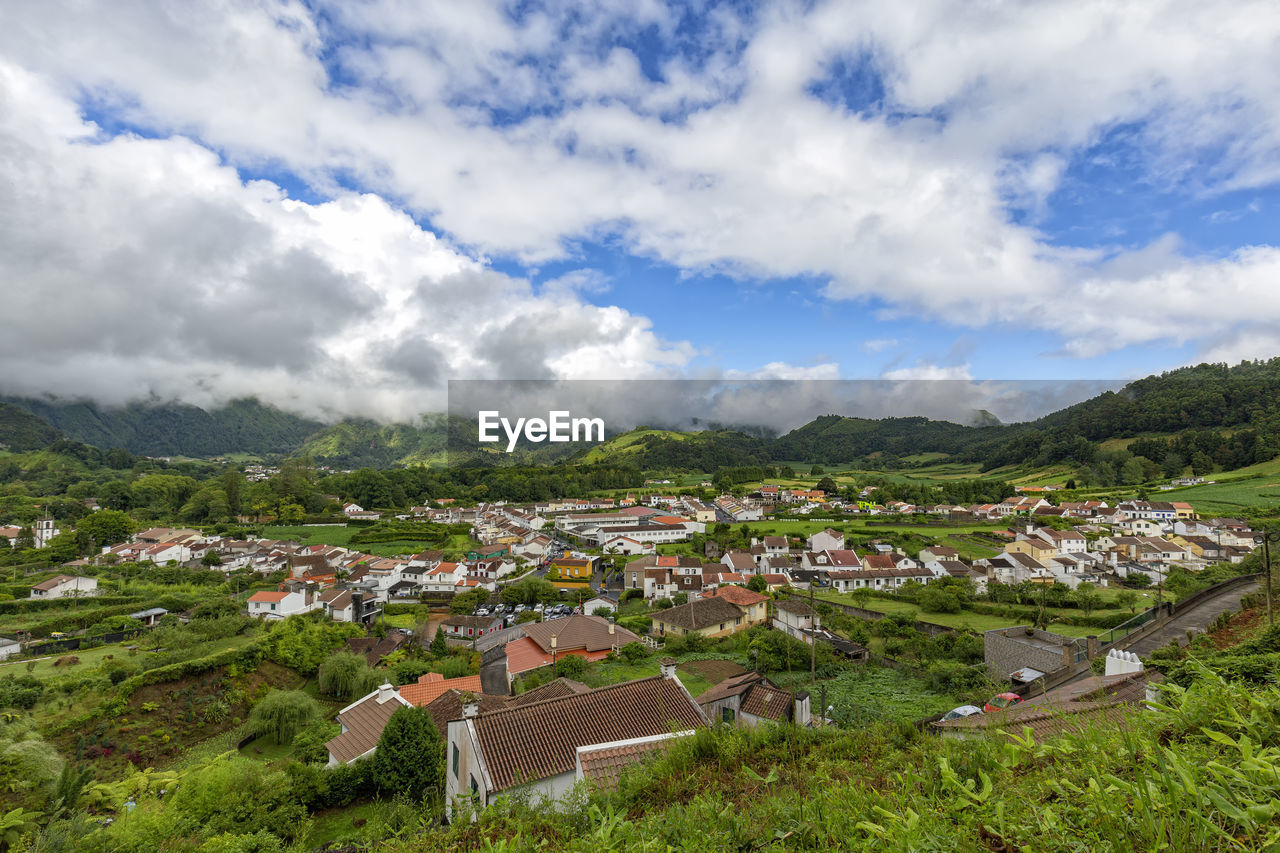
919,585,962,614
370,705,443,801
554,654,588,679
291,720,340,765
248,690,320,745
1074,583,1103,618
76,509,135,547
1115,589,1140,614
816,476,838,494
202,550,223,568
747,574,768,593
318,651,380,701
430,625,448,657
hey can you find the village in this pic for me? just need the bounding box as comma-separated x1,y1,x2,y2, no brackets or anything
1,476,1266,829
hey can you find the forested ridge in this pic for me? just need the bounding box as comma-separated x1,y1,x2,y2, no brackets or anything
5,359,1280,473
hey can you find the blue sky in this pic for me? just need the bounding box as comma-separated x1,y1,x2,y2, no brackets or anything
1,1,1279,421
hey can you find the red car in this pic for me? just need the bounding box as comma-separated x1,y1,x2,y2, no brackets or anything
984,692,1023,713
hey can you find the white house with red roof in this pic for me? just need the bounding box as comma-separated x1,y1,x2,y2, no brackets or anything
601,535,656,556
247,588,318,619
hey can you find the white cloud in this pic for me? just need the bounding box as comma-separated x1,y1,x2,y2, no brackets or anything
1,0,1279,406
724,362,842,381
882,364,973,381
0,62,691,421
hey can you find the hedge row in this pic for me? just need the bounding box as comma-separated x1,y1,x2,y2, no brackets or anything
0,594,146,614
18,593,206,637
109,642,267,708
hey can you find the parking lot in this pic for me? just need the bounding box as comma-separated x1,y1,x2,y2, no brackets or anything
474,600,577,628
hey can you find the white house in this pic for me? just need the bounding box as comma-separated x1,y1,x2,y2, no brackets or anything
325,683,411,767
246,588,317,619
602,536,656,556
0,637,21,661
772,598,816,643
445,669,706,822
29,575,98,600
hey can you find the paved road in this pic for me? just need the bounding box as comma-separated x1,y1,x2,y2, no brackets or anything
1119,580,1261,656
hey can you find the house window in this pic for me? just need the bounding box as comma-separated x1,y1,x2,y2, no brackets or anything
452,744,459,777
722,707,735,724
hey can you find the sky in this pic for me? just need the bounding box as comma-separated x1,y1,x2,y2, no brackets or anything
1,1,1279,425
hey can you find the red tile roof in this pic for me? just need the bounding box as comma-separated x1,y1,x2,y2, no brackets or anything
325,688,408,763
521,615,640,654
577,732,690,792
700,586,768,607
399,672,483,707
470,676,707,791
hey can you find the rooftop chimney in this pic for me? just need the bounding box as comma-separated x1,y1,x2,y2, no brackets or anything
375,683,396,704
792,690,811,727
659,657,678,680
1104,648,1145,677
461,691,480,719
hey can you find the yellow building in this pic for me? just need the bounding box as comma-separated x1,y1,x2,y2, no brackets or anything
1005,538,1056,561
549,557,595,579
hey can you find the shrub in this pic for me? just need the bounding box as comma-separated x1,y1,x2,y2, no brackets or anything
553,655,589,679
291,719,340,766
370,705,444,801
247,690,320,746
317,651,380,701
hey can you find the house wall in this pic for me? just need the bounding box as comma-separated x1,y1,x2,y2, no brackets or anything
983,627,1078,680
700,694,741,725
446,719,490,822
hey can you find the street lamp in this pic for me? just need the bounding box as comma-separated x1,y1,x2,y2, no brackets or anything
550,634,558,676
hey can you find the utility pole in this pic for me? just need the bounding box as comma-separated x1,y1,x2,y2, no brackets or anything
809,584,817,685
1264,532,1277,627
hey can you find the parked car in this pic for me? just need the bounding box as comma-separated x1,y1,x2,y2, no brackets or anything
941,705,984,721
984,693,1023,713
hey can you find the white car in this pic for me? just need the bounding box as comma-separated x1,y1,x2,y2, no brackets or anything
941,705,984,721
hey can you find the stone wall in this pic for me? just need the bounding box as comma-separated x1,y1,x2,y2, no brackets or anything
983,626,1079,680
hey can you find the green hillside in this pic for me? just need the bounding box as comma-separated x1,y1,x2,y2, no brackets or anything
297,415,450,468
0,402,61,451
3,396,324,457
6,359,1280,477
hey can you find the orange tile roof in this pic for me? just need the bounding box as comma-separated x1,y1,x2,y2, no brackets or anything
248,591,289,602
472,676,706,791
701,586,768,607
505,636,553,675
399,672,483,707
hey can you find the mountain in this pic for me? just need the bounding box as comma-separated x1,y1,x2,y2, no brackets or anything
0,402,62,451
6,359,1280,472
296,415,450,468
0,397,324,458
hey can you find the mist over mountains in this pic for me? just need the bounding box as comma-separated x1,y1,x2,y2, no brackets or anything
3,361,1279,472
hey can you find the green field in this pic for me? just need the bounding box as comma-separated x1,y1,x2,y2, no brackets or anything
262,524,357,547
812,589,1133,638
1154,457,1280,514
261,526,471,558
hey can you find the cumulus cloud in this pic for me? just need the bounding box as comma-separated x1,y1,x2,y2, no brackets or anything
1,0,1279,421
0,62,692,421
